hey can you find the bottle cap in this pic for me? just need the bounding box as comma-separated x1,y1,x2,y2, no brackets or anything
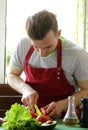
81,96,88,108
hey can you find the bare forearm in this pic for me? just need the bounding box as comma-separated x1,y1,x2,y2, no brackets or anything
7,74,33,95
56,90,88,115
72,90,88,107
59,89,88,112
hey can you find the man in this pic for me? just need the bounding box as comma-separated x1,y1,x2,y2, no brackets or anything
8,10,88,119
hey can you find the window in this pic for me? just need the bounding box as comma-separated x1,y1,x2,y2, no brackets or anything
0,0,87,83
85,0,88,51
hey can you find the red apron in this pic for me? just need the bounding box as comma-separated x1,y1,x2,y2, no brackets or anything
24,39,75,107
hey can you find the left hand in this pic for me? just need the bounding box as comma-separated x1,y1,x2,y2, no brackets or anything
44,100,67,119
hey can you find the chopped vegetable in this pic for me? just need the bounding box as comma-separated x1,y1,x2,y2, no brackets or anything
40,107,47,115
36,115,51,123
35,104,42,116
30,110,38,118
2,103,41,130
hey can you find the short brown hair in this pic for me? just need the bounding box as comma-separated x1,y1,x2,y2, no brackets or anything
26,10,58,40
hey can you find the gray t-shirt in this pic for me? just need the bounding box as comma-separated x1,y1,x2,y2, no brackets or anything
10,37,88,90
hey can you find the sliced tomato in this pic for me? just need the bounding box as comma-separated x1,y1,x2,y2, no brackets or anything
40,107,46,115
36,115,51,123
30,110,38,118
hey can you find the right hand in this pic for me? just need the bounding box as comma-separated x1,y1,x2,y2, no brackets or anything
21,89,39,111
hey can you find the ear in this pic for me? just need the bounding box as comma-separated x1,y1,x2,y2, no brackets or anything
57,29,61,38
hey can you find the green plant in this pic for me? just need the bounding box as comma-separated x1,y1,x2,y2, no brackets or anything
6,49,12,66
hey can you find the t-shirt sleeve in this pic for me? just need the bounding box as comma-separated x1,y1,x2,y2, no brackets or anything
10,38,31,70
73,49,88,81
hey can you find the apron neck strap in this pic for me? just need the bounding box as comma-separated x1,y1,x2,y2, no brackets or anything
57,39,62,69
24,46,34,66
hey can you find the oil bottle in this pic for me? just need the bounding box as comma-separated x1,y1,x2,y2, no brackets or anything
63,96,80,126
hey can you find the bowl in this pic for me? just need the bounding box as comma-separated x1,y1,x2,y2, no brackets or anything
39,120,57,130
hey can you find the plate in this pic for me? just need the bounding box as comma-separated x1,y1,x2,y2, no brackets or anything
39,120,57,130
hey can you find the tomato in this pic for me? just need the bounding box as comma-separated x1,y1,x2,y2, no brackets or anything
40,107,46,115
30,110,38,118
36,115,51,123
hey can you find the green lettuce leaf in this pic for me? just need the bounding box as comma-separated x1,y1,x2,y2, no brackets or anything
2,103,41,130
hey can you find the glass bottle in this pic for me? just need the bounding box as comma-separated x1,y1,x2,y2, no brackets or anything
63,96,79,126
80,97,88,128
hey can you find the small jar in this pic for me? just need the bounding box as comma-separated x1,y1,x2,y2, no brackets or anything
80,97,88,128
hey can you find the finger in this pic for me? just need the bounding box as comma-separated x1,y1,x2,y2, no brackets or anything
29,94,38,111
44,104,49,109
46,102,56,114
48,110,60,119
34,93,39,104
48,109,57,119
21,97,29,106
27,96,34,107
44,102,55,110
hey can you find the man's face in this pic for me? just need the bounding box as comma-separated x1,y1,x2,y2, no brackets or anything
31,30,60,57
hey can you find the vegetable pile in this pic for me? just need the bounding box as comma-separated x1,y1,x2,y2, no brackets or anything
30,105,51,123
2,103,51,130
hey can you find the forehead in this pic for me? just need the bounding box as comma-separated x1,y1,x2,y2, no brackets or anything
31,30,56,48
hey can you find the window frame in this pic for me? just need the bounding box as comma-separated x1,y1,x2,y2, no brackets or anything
0,0,6,83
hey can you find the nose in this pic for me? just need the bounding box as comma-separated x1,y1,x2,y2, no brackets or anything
38,48,46,57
